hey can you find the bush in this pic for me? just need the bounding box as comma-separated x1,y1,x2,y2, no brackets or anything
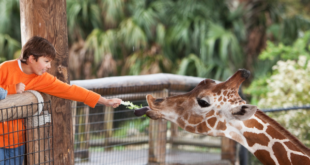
245,31,310,104
255,56,310,146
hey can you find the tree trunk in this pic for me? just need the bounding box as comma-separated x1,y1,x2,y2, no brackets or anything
20,0,73,164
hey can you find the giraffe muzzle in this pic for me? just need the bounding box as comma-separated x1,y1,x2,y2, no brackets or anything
134,106,151,116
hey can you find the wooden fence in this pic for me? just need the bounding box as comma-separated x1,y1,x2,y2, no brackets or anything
0,74,236,165
71,73,236,165
0,91,53,164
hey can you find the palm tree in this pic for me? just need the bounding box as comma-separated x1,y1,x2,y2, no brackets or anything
162,0,246,80
66,0,310,81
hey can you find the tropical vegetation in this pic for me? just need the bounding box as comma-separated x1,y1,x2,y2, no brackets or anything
1,0,310,164
1,0,309,81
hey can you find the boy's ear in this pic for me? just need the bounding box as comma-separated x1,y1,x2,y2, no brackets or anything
28,55,35,63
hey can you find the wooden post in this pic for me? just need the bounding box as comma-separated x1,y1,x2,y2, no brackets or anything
26,123,51,165
21,92,52,165
72,101,77,143
170,122,179,150
103,106,114,151
221,137,237,164
72,101,77,160
20,0,73,164
148,89,168,164
75,106,90,161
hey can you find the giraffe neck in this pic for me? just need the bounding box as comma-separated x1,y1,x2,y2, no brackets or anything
229,110,310,165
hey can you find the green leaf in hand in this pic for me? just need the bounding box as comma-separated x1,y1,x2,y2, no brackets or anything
121,101,143,109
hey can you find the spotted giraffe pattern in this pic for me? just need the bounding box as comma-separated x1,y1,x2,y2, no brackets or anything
145,70,310,165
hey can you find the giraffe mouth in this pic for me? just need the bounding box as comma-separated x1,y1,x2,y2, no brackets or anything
134,106,151,116
134,106,163,120
133,94,164,120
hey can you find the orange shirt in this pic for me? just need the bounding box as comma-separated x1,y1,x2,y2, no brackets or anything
0,59,101,148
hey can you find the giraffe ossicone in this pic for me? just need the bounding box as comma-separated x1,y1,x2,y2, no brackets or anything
138,69,310,165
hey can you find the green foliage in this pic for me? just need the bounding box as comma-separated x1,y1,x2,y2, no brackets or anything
258,56,310,146
1,0,310,83
118,18,147,49
124,50,171,75
0,0,20,62
85,29,118,64
260,31,310,61
177,54,213,78
113,118,149,137
0,34,21,62
121,101,143,110
245,31,310,103
66,0,102,42
0,0,20,40
101,0,125,26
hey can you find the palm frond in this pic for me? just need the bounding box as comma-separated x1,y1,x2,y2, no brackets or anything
67,0,102,41
0,34,21,61
85,29,117,64
118,19,147,49
101,0,124,26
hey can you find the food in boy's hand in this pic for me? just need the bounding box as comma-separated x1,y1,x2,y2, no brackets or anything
121,101,149,117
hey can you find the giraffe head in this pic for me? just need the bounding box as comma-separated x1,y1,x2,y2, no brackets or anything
144,69,257,135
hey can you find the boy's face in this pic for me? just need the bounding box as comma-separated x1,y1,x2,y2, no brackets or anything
30,56,53,75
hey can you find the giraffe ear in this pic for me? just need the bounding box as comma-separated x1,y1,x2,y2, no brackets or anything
230,104,257,121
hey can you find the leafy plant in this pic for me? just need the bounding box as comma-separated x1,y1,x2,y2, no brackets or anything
121,101,143,110
0,34,20,62
260,31,310,61
257,56,310,146
245,31,310,103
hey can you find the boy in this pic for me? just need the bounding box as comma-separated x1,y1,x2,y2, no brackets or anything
0,36,122,165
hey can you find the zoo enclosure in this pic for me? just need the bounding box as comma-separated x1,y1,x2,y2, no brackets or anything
0,74,235,165
2,73,309,165
71,73,236,165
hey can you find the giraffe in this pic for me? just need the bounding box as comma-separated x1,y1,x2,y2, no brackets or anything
137,69,310,165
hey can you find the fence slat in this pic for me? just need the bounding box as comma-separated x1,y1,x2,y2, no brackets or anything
148,89,168,163
104,106,114,151
75,105,90,161
221,137,237,164
170,122,179,150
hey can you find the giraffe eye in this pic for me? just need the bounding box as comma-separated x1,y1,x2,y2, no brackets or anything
197,99,211,107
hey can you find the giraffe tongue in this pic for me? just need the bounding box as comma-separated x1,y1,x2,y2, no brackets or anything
134,106,151,116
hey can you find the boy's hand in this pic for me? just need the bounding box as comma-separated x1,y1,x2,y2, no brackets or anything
16,83,25,94
98,97,122,108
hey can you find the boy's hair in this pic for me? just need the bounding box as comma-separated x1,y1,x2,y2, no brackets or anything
20,36,56,64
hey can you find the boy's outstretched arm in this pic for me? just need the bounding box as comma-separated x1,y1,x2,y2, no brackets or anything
97,97,122,108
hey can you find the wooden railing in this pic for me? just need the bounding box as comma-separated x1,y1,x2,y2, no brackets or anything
71,74,235,164
0,91,53,165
